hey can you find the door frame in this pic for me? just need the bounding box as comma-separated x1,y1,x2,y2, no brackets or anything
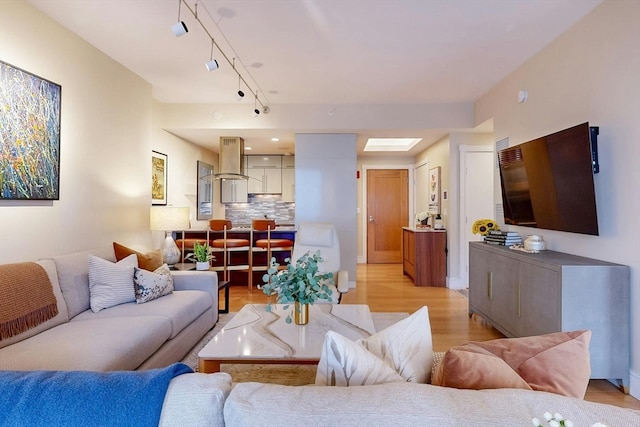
360,163,415,264
458,145,494,287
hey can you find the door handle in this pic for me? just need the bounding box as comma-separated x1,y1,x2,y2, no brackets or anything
368,216,375,222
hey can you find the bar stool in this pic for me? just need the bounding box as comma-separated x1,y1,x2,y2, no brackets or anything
251,219,294,284
209,219,250,283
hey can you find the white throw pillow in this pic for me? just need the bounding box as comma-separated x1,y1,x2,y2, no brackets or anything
88,254,138,312
315,306,434,386
316,330,404,386
133,264,174,304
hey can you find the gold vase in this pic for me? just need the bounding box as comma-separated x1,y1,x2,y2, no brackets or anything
294,301,309,325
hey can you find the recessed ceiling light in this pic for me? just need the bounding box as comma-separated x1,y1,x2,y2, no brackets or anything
364,138,423,152
245,146,253,150
271,137,280,142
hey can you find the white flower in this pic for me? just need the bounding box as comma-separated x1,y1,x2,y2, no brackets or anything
553,413,564,421
415,211,431,221
565,421,574,427
532,418,541,426
591,423,607,427
549,420,560,427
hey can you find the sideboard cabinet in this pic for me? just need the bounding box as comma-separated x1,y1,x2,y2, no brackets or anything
402,228,446,287
469,242,630,389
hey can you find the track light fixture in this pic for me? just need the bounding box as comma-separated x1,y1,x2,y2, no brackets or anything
236,74,244,101
174,0,270,115
252,95,260,117
171,0,188,37
205,39,219,71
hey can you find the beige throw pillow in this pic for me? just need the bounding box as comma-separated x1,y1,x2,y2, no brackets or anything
315,306,434,386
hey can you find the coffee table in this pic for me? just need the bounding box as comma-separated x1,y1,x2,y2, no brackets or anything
198,303,376,373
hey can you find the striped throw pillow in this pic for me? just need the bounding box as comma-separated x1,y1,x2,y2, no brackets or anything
88,254,138,312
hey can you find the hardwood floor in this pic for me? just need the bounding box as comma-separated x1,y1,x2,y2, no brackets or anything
225,263,640,410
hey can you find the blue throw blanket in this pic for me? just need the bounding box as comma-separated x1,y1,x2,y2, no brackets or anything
0,363,193,427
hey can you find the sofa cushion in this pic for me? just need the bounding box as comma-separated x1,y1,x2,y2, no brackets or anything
48,248,114,319
315,306,433,386
0,316,171,371
114,242,164,272
134,264,174,304
432,330,592,398
88,254,138,312
72,290,212,339
159,373,232,427
223,382,640,427
0,260,70,350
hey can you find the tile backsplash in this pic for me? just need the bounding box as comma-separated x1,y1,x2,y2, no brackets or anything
225,195,295,226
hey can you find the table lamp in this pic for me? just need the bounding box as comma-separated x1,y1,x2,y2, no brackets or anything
150,206,190,266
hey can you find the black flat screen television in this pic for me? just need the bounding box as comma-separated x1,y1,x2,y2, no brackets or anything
498,122,599,236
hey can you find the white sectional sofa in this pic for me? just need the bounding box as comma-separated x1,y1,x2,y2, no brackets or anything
0,249,218,371
160,372,640,427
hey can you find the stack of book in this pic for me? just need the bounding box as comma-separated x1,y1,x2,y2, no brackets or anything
484,230,522,246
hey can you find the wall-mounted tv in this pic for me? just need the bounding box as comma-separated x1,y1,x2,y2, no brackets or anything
498,122,599,236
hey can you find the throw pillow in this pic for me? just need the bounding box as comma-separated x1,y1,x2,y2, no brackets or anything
315,306,434,386
88,254,138,313
432,330,592,398
133,264,174,304
113,242,163,271
315,331,404,386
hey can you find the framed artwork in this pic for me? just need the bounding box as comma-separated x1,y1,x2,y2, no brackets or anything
428,166,441,214
196,160,214,220
151,151,167,205
0,61,62,200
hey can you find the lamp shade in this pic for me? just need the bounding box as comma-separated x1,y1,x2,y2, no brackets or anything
150,207,190,231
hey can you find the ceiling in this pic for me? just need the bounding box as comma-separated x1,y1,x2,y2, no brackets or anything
28,0,602,155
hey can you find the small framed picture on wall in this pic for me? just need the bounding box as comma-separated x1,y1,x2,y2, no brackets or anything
151,151,167,205
428,166,440,214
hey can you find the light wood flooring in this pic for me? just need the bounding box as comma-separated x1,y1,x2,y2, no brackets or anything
225,263,640,410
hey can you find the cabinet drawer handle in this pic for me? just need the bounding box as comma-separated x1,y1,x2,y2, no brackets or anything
487,272,493,300
517,284,521,318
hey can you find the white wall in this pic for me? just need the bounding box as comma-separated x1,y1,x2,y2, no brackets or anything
475,0,640,397
0,0,216,262
295,134,357,284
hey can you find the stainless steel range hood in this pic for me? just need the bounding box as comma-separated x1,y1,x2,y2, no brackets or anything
215,137,248,180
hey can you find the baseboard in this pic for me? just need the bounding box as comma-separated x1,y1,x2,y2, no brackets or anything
629,369,640,399
446,276,466,290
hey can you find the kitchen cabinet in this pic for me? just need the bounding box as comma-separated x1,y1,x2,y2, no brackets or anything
468,242,630,388
246,156,282,194
281,156,295,202
220,178,248,203
401,228,446,287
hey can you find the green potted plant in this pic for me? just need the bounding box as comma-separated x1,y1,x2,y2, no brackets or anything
261,250,334,324
185,241,215,271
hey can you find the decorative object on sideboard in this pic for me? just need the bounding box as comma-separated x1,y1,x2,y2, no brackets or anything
434,214,444,229
471,218,499,236
416,211,432,228
150,206,190,266
260,250,334,325
524,235,546,251
185,241,215,270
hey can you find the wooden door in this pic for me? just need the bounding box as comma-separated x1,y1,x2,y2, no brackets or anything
367,169,408,263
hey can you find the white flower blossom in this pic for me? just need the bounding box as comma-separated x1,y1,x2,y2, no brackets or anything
415,211,431,221
591,423,608,427
553,413,564,421
549,420,560,427
532,418,541,426
565,421,574,427
544,412,553,421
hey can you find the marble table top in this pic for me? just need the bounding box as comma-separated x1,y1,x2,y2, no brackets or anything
198,304,375,361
